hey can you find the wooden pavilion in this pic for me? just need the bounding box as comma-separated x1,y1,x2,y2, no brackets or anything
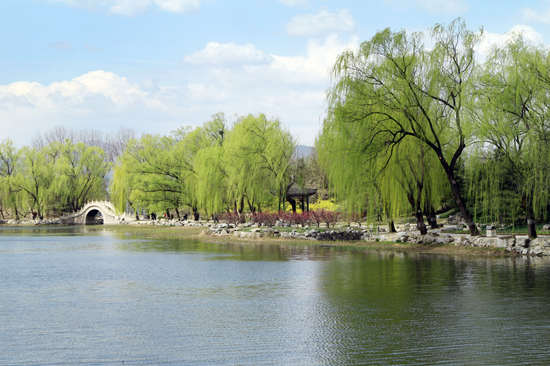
286,183,317,213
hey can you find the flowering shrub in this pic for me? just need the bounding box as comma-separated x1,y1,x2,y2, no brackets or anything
310,210,323,227
309,199,339,211
219,210,340,228
251,212,278,227
219,212,245,225
317,210,339,228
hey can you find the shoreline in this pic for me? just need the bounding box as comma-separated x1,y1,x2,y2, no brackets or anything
0,222,541,258
13,223,514,258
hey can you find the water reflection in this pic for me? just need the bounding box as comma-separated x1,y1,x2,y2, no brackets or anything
318,252,550,365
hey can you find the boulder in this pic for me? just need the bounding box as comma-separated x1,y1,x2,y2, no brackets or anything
441,225,462,233
435,235,455,245
496,236,515,249
472,237,499,248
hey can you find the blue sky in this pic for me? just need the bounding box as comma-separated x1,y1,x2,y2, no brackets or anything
2,0,550,146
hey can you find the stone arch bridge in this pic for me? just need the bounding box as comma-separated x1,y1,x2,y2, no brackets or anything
60,201,131,225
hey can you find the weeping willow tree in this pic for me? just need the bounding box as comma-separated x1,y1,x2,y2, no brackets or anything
223,114,295,214
110,113,293,219
194,145,227,217
317,106,449,234
326,18,481,235
391,139,449,234
0,138,109,219
16,146,55,219
317,109,397,230
49,141,110,212
466,149,523,226
111,134,192,218
475,37,550,238
0,139,23,219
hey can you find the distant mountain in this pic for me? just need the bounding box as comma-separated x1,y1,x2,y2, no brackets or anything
294,145,315,159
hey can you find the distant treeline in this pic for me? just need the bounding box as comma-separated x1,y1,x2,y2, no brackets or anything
0,114,324,222
110,113,303,220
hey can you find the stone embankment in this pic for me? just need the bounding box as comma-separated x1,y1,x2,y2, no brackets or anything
128,219,550,256
204,222,550,257
3,216,550,256
1,218,62,225
390,231,550,256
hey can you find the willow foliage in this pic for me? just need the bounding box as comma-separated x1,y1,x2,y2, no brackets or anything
110,113,295,218
320,19,472,231
474,36,550,237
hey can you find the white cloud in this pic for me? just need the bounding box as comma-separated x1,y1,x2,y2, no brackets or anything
49,0,200,15
180,35,359,144
279,0,308,7
384,0,468,14
268,34,359,83
184,42,272,65
0,71,176,144
476,25,544,60
1,71,153,108
286,9,355,37
522,5,550,25
1,35,360,147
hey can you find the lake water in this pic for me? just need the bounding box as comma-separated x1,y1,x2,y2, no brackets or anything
1,226,550,365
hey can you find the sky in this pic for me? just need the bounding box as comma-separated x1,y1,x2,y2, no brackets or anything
1,0,550,146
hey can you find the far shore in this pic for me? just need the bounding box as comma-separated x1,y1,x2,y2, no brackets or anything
0,223,516,258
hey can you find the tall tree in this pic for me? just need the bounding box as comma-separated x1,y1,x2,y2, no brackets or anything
51,141,110,212
328,19,481,235
0,140,22,219
224,114,295,214
477,37,550,239
17,147,54,219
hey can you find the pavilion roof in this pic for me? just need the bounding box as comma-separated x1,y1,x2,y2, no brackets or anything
287,183,317,198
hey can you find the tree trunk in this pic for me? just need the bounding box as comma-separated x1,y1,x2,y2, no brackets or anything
446,171,479,236
415,210,428,235
247,199,256,214
388,220,396,233
524,195,537,240
238,197,244,214
426,207,438,229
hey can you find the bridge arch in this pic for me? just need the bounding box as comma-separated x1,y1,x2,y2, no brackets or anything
60,201,131,225
85,208,104,225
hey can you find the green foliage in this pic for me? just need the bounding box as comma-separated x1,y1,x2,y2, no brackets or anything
224,114,295,213
0,138,110,219
471,36,550,236
0,140,23,218
110,113,295,218
50,141,110,212
319,19,484,235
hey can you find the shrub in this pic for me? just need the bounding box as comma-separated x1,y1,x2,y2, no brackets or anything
219,212,245,225
251,212,278,227
318,210,339,228
310,199,339,211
